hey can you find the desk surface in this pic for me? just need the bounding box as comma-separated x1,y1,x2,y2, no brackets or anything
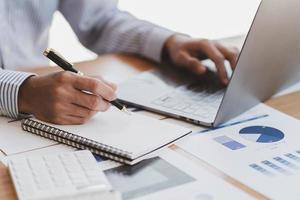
1,53,300,200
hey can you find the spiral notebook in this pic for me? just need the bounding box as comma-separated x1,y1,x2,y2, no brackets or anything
21,107,191,165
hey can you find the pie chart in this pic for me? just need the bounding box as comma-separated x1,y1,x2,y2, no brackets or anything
239,126,284,143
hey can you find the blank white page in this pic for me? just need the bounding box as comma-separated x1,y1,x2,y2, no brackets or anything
39,107,190,159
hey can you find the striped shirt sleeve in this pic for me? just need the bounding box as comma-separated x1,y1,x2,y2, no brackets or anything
59,0,175,63
0,70,34,118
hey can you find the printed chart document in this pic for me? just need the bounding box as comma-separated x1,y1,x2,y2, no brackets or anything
98,149,254,200
178,104,300,199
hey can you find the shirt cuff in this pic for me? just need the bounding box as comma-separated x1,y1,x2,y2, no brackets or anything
142,26,175,63
0,70,35,118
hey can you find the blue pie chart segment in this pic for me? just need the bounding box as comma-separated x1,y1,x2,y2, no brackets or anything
239,126,284,143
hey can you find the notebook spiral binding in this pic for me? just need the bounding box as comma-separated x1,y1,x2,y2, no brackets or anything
21,118,133,164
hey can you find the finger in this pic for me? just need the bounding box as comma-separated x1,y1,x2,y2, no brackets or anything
103,80,117,91
91,75,118,91
66,103,98,118
65,115,91,125
72,75,116,101
177,51,207,74
71,89,110,111
200,42,228,84
51,115,87,125
216,43,239,70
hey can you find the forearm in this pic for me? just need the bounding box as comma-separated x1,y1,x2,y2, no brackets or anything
90,10,175,62
0,69,34,118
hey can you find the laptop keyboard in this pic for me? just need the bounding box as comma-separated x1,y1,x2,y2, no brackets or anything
152,87,224,119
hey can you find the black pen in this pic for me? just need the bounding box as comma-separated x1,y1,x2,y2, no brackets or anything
43,48,131,115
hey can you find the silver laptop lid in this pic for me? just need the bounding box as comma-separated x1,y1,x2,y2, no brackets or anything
214,0,300,126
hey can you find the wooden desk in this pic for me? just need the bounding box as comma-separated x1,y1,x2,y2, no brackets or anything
1,54,300,200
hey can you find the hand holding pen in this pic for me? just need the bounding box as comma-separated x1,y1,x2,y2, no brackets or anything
43,48,130,115
18,49,130,125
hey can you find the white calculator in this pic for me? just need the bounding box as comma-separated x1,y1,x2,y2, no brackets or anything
8,150,121,200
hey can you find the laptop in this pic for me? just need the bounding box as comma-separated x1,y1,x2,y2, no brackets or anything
117,0,300,127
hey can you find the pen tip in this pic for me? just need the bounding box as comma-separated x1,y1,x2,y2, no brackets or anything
122,107,132,115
